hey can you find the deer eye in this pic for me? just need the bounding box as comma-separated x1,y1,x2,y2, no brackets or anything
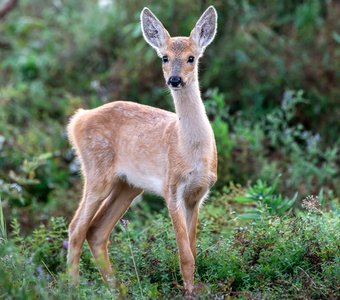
187,56,195,63
162,55,169,63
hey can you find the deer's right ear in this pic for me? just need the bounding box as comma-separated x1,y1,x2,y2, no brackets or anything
141,8,170,52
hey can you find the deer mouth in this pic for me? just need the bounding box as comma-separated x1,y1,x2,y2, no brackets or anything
167,81,186,90
170,86,183,91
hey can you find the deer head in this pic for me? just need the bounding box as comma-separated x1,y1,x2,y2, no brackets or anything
141,6,217,90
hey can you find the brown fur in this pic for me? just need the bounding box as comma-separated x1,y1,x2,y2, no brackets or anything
162,37,199,86
67,6,218,296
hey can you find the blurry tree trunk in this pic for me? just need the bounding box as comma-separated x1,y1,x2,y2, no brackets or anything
0,0,18,20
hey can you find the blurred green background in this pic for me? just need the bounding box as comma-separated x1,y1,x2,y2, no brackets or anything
0,1,339,299
0,0,339,229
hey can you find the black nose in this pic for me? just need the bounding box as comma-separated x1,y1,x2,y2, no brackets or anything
168,76,182,87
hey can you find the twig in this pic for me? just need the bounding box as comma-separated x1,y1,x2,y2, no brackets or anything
41,260,57,283
126,227,143,299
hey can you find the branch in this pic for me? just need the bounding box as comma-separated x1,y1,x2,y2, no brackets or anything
0,0,18,20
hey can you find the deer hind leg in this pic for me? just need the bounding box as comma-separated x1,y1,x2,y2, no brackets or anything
67,172,116,285
86,180,143,286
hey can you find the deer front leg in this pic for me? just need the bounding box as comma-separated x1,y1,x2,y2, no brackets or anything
185,188,208,258
168,199,195,294
185,203,200,258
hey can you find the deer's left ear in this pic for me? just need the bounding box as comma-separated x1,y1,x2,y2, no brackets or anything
190,6,217,51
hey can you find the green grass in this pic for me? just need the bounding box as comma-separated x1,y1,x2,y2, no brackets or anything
0,190,338,299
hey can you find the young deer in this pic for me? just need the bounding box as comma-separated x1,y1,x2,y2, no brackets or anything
67,6,218,295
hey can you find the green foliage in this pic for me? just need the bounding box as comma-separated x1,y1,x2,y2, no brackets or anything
235,176,297,219
205,88,339,194
196,211,339,299
205,89,235,186
0,194,338,299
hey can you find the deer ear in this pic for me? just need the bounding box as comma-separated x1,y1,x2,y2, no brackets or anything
190,6,217,51
141,7,170,51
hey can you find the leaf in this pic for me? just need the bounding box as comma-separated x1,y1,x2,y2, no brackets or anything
238,213,261,220
332,31,340,44
269,174,282,194
234,196,254,203
0,197,7,240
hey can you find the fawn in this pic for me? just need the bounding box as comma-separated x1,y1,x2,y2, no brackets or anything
67,6,218,295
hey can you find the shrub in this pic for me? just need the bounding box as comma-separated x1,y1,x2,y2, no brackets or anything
0,193,338,299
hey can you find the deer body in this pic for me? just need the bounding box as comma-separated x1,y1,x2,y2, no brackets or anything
67,6,218,295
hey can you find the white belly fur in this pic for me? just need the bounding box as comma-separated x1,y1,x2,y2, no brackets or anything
116,165,163,196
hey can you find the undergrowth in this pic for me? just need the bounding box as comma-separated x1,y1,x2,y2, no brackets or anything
0,184,338,299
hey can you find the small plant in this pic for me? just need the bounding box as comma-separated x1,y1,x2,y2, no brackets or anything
0,198,7,241
234,175,297,218
120,219,143,299
302,195,322,214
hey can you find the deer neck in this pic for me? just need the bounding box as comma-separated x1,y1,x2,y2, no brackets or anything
171,80,212,157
